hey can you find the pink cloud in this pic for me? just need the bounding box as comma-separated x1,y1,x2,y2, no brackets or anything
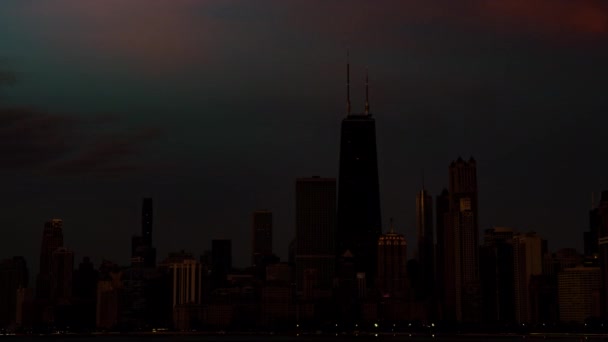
17,0,230,73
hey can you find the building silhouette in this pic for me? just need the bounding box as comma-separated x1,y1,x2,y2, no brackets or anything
211,239,232,289
50,247,74,304
0,256,28,328
36,219,64,300
252,210,273,268
480,227,515,323
558,266,601,323
435,188,451,320
447,157,481,322
595,191,608,318
336,62,382,285
415,187,434,299
171,258,203,330
377,221,407,298
295,176,336,299
512,232,543,323
131,198,156,268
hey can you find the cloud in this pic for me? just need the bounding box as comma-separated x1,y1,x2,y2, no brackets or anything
478,0,608,37
0,71,17,86
0,105,162,177
49,127,163,176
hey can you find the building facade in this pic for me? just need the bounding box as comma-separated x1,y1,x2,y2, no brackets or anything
336,62,382,285
295,177,336,299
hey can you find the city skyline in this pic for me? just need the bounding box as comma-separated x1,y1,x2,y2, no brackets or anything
1,0,608,273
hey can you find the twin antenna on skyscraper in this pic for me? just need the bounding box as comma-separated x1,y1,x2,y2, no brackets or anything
346,50,371,116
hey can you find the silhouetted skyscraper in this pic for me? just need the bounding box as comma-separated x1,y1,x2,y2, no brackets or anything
480,227,515,323
51,247,74,304
596,191,608,317
513,232,543,323
132,198,156,268
416,187,434,298
435,188,451,320
0,256,28,328
448,157,481,322
252,210,273,267
336,62,382,285
377,222,407,297
36,219,64,300
295,177,336,298
211,239,232,289
142,198,153,245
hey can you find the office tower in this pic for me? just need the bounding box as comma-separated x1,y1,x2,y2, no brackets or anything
295,177,336,298
512,232,543,323
96,261,124,330
171,258,203,330
587,203,601,257
596,191,608,317
376,222,407,297
336,62,382,285
558,266,601,323
480,227,515,322
72,257,98,330
435,188,451,319
51,247,74,303
446,157,481,322
252,210,273,267
211,239,232,289
132,198,157,268
0,256,28,328
36,219,64,300
416,187,434,298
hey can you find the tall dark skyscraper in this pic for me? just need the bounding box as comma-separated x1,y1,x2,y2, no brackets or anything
295,177,336,299
0,256,28,328
336,60,382,285
252,210,273,267
416,187,434,298
131,198,156,268
447,157,481,322
435,188,451,320
595,191,608,316
480,227,515,323
142,198,153,245
36,219,64,300
211,239,232,289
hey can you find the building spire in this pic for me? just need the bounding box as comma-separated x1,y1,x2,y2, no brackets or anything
346,49,351,116
365,68,370,115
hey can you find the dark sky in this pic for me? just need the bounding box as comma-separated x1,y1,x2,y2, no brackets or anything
1,0,608,271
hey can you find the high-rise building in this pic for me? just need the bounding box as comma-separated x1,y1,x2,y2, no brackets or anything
480,227,515,323
435,188,451,320
252,210,273,267
172,258,203,330
448,157,480,322
336,62,382,285
211,239,232,289
587,204,601,257
51,247,74,304
416,187,434,298
0,256,28,328
558,266,601,323
596,191,608,317
295,176,336,299
377,222,407,297
132,198,157,268
513,232,543,323
36,219,64,300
